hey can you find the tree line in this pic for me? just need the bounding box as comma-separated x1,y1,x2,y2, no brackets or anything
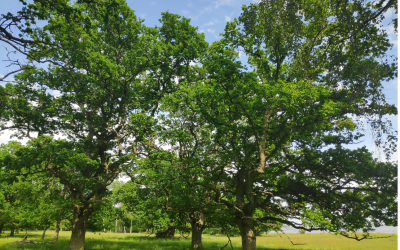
0,0,397,250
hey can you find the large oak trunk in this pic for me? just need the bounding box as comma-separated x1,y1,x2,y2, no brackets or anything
237,217,257,250
68,204,93,250
53,218,61,243
189,212,205,249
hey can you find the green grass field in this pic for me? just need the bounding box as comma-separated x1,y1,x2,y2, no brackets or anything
0,231,397,250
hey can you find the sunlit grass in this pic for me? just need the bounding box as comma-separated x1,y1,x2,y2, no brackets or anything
0,230,397,249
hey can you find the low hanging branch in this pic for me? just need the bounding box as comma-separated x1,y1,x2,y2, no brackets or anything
216,228,233,250
337,231,395,241
274,229,307,246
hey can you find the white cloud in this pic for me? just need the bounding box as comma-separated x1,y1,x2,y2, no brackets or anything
200,6,213,14
391,80,399,89
51,90,62,97
181,10,189,15
151,2,156,5
207,29,215,33
383,5,396,21
0,128,29,146
204,21,215,26
225,16,231,22
199,29,205,33
215,0,234,8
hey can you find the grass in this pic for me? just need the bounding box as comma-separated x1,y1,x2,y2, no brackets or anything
0,230,397,250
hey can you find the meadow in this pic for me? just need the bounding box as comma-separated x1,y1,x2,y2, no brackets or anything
0,231,397,250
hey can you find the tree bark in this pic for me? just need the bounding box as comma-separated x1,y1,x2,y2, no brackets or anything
115,217,118,233
67,204,93,250
41,226,47,240
10,228,15,237
237,217,257,250
54,218,61,243
130,219,132,233
189,212,205,249
0,222,3,235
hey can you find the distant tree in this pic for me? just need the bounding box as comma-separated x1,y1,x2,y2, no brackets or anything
0,141,71,242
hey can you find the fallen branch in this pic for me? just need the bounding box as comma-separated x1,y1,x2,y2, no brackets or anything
7,234,38,245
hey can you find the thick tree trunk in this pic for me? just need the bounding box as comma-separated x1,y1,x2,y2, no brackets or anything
41,226,47,240
237,217,257,250
0,222,3,234
53,218,61,243
189,212,205,249
10,228,15,237
67,204,93,250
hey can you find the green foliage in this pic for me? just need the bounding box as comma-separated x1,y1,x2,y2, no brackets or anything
0,141,72,233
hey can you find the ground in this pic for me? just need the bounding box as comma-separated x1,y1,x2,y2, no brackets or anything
0,230,397,250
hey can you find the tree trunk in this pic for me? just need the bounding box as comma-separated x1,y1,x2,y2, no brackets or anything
10,228,15,237
41,226,47,240
67,204,93,250
54,218,61,243
189,212,205,249
165,226,175,238
115,217,118,233
0,222,3,235
130,219,132,233
237,217,257,250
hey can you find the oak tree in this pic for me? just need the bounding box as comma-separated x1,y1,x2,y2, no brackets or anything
0,1,207,249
